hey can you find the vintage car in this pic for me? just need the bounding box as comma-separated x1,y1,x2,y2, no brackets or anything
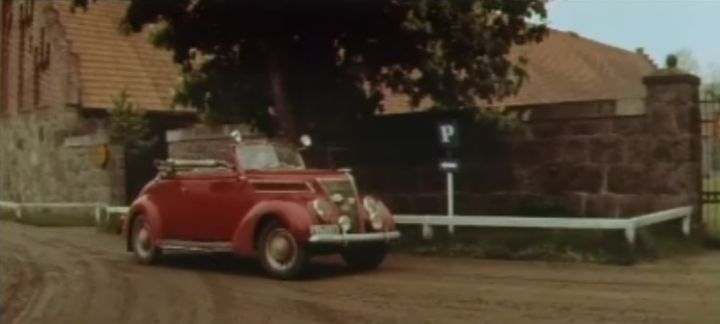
124,132,400,279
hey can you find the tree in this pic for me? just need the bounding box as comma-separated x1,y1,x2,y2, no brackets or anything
671,50,720,100
74,0,548,139
674,48,700,74
703,64,720,100
109,90,156,156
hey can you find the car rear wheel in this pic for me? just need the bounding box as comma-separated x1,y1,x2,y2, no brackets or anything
341,243,388,271
258,221,307,279
131,215,161,264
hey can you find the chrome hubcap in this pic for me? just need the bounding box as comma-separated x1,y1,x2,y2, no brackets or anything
135,225,152,258
265,229,297,271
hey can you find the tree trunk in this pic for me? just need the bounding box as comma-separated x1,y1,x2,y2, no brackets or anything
267,44,296,140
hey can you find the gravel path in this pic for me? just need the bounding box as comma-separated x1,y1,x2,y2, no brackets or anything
2,222,719,324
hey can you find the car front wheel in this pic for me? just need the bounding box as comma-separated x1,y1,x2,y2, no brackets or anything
258,221,308,279
341,243,388,271
131,214,161,264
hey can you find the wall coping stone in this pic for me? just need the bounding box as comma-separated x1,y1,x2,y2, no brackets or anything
509,98,647,121
643,70,701,86
166,124,257,143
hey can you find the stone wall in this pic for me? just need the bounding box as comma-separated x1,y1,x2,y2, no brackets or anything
0,109,121,203
60,133,126,203
343,70,701,218
0,2,124,204
166,124,261,161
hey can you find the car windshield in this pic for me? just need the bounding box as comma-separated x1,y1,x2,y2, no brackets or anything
238,143,305,170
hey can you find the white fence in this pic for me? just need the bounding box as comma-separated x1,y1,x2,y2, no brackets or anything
395,206,693,246
0,200,693,246
0,201,129,224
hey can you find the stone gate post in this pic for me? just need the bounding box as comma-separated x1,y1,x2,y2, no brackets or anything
642,66,701,221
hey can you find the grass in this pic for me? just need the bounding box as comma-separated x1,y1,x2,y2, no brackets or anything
393,220,709,265
703,173,720,190
0,205,18,221
701,202,720,241
701,174,720,242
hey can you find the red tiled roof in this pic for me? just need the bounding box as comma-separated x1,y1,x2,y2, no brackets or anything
53,0,181,111
381,30,657,114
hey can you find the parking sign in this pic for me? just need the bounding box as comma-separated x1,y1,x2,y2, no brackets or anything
437,121,459,148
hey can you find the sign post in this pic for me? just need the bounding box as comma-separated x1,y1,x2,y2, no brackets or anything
437,121,460,236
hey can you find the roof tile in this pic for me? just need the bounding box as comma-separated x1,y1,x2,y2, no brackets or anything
382,30,657,114
53,0,179,111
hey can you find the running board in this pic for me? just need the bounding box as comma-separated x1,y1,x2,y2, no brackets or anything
159,240,233,253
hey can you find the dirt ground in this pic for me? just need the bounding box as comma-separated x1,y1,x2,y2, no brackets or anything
1,222,719,324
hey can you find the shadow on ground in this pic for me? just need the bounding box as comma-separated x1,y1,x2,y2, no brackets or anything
153,253,361,280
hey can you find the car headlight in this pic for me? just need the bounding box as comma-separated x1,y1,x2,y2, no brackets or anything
338,215,352,232
363,196,387,230
311,198,333,223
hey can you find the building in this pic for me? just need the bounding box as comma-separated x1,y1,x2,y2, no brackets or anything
380,29,655,114
0,0,700,218
0,0,194,204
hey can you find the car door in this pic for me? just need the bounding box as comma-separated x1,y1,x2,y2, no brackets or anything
148,178,188,240
178,171,249,241
208,175,253,241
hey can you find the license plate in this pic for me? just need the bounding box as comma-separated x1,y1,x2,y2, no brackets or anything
310,225,340,236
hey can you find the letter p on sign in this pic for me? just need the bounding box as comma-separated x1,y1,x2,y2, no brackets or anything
437,121,459,148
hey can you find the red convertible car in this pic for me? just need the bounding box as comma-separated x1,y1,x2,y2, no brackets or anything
124,133,400,279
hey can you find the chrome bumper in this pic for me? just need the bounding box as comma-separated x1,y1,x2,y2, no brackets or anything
308,231,401,244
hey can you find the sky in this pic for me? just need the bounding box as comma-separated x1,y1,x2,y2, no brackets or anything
548,0,720,77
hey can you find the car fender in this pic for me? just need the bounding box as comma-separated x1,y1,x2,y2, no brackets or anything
126,195,163,251
361,195,398,232
232,200,314,256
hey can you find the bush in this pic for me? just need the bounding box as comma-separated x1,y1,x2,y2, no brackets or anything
394,220,704,265
0,205,18,221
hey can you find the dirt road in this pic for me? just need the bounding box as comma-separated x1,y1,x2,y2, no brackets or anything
1,222,719,324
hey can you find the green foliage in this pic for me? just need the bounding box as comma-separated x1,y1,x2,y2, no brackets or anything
395,225,637,264
512,199,576,217
705,86,720,100
702,72,720,100
109,90,156,156
671,49,695,72
72,0,547,135
671,49,719,99
395,223,706,265
471,107,523,135
0,205,17,221
665,54,679,69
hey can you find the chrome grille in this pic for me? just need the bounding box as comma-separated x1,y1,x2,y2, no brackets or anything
319,178,360,232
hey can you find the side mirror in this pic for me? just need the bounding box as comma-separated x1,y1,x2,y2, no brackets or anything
300,134,312,148
230,130,243,143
